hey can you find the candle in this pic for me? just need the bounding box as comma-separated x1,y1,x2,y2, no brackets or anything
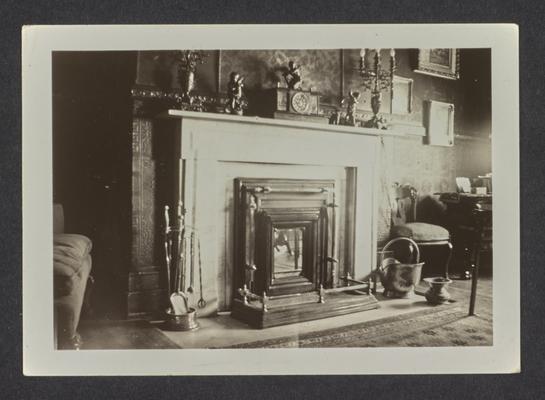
390,48,396,58
375,49,381,65
361,49,369,70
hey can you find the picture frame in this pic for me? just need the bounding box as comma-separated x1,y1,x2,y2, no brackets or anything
424,100,455,147
415,49,460,80
390,75,414,115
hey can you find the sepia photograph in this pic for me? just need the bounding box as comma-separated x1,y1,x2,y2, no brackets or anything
22,24,519,375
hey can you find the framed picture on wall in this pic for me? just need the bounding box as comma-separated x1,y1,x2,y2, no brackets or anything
415,49,460,80
390,75,413,114
424,100,455,146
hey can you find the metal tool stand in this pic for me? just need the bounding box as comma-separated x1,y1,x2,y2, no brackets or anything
163,203,201,331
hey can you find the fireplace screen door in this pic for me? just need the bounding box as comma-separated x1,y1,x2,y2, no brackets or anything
234,178,336,297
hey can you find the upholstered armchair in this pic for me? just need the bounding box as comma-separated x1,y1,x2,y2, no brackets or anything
390,183,453,278
53,204,93,349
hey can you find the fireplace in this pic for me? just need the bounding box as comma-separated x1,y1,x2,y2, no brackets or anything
159,110,384,324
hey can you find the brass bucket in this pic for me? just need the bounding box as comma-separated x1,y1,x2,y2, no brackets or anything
379,237,424,298
163,308,199,331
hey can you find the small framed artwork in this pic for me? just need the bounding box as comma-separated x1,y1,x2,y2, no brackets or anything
424,100,455,147
390,75,413,114
415,49,460,80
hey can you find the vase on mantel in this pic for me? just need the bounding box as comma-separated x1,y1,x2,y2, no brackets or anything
424,277,452,305
179,69,195,103
173,50,208,104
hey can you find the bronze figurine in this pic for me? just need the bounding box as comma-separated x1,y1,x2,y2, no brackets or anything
342,90,360,126
328,110,341,125
225,72,246,115
283,61,302,90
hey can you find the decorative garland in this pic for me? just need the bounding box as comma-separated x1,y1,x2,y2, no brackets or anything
131,86,229,115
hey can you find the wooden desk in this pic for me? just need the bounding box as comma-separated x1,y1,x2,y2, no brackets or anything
439,193,492,277
438,193,492,315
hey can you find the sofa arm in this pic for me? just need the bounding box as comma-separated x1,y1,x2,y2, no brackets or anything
55,254,92,349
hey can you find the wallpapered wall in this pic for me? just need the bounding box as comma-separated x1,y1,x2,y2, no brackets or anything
137,48,490,138
137,51,218,94
219,49,342,104
135,49,492,243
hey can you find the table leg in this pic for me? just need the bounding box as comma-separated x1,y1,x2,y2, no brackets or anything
468,212,487,316
468,245,480,316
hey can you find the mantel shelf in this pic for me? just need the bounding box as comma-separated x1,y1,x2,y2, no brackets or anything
162,110,425,138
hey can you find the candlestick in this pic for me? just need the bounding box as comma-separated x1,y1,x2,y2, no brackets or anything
357,46,395,129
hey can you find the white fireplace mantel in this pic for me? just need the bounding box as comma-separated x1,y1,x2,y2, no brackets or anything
162,110,391,316
166,110,423,138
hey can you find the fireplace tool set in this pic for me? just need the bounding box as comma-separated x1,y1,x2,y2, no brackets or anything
163,203,205,331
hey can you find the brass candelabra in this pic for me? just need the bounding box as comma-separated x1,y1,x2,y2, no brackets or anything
358,48,396,129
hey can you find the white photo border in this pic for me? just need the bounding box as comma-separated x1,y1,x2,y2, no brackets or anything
22,24,519,375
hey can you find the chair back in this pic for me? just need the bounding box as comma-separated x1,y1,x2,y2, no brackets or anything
391,183,417,226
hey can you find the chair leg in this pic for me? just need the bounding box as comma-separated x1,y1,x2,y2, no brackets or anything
444,242,453,279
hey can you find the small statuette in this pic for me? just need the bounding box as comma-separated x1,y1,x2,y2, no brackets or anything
225,71,246,115
328,110,341,125
341,90,361,126
283,60,302,90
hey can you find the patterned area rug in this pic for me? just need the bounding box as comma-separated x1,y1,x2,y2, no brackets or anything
221,282,492,348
